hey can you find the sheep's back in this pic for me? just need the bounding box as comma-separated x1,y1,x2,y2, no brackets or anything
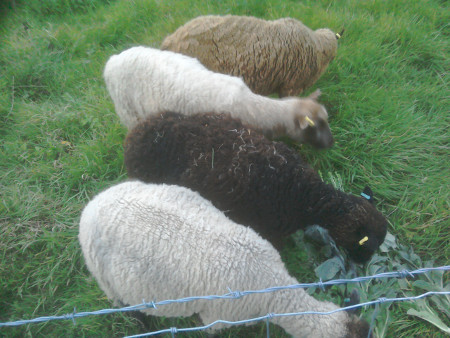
161,15,337,96
124,112,387,264
104,46,248,129
124,112,319,247
79,181,298,320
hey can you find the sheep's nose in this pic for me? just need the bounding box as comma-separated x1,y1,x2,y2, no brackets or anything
319,136,334,149
328,137,334,147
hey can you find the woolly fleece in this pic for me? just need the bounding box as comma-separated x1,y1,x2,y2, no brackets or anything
79,181,370,337
161,15,338,97
103,46,333,148
124,112,387,263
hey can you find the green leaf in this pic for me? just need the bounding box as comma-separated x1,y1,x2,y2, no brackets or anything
397,278,410,290
412,280,436,292
379,232,397,252
304,225,331,245
407,308,450,334
367,254,389,266
375,308,391,338
315,257,342,281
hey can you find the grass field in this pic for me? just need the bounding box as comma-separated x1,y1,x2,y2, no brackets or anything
0,0,448,337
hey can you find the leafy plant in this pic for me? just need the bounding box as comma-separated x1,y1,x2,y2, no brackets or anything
300,227,449,337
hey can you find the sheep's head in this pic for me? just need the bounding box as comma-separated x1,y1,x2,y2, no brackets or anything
343,289,373,337
290,90,334,148
314,28,339,65
344,315,372,338
327,187,388,264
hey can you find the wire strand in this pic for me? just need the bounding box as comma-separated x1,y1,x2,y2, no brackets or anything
1,265,448,333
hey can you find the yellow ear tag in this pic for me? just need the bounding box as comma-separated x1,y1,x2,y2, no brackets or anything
336,33,341,39
359,236,369,245
305,116,315,127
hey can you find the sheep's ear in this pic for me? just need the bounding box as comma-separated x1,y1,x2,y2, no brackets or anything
336,28,345,40
308,89,322,101
361,186,374,204
295,115,314,129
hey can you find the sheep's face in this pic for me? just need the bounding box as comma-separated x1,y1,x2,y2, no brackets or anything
326,191,388,264
291,98,334,148
344,315,372,338
345,205,388,264
341,201,387,263
314,29,339,63
297,116,334,149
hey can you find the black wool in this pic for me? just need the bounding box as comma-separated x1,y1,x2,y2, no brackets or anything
124,112,387,263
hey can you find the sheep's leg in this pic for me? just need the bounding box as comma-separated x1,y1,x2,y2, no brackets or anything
128,311,155,331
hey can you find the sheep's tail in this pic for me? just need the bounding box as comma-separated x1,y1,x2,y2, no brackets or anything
335,28,345,40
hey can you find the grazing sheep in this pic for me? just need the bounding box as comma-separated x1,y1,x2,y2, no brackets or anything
124,112,387,263
161,15,340,97
79,181,371,338
103,46,333,148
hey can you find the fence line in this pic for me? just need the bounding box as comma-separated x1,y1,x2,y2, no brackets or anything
1,266,449,331
125,291,450,338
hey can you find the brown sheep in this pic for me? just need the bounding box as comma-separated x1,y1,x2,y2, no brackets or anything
162,15,340,97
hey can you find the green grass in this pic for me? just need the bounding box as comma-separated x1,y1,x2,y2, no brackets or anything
0,0,448,337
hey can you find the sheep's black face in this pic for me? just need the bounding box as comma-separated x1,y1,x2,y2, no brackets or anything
302,119,334,149
346,227,386,264
344,198,388,264
326,194,388,264
345,315,372,338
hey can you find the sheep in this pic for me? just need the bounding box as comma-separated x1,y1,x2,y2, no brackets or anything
103,46,333,149
124,112,388,264
79,180,371,338
161,15,341,97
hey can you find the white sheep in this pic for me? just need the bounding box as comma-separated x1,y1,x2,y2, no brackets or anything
103,46,333,148
79,181,370,337
161,15,341,97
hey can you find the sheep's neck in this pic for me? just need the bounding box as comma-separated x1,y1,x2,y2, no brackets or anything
292,177,352,233
232,94,294,137
269,164,351,237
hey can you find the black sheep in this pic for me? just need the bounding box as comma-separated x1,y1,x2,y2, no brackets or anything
124,112,387,263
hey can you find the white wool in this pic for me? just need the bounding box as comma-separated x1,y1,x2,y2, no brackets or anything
79,181,358,337
103,46,329,144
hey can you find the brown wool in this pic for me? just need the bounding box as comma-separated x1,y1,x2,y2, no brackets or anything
162,15,339,97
